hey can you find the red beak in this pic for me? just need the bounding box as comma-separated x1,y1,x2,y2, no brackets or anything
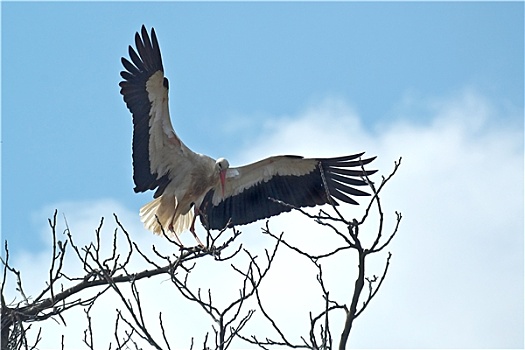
219,170,226,197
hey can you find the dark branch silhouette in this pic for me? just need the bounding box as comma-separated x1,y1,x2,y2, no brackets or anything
239,157,402,349
1,158,402,350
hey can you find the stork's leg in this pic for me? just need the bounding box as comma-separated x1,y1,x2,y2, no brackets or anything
189,207,204,247
168,222,184,246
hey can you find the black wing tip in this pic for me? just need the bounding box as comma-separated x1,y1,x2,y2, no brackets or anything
319,153,377,168
362,155,377,163
136,25,158,50
122,25,168,196
319,152,365,162
318,152,376,164
320,151,378,205
121,25,163,78
138,24,155,36
319,152,377,162
119,24,166,102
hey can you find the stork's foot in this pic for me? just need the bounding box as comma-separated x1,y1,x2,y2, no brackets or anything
167,223,183,246
189,227,204,247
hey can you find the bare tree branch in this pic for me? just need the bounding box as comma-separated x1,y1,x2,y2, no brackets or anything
1,157,402,350
240,157,403,350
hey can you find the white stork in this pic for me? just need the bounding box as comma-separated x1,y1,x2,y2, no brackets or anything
119,26,376,241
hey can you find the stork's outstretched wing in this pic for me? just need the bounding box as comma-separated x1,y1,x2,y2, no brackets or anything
120,26,378,239
199,152,376,230
119,25,197,198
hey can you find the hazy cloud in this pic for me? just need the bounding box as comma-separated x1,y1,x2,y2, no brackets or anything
5,90,523,348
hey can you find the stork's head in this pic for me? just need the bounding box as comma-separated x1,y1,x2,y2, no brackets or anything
216,158,230,197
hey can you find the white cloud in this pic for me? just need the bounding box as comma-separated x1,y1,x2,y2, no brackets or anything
4,89,523,349
231,88,524,348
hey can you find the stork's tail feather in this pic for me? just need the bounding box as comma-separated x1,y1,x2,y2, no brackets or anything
140,195,194,236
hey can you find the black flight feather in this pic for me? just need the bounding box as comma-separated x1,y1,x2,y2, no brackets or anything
119,25,170,197
199,153,376,230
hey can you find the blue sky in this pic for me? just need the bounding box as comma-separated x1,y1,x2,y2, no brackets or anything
2,2,524,349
